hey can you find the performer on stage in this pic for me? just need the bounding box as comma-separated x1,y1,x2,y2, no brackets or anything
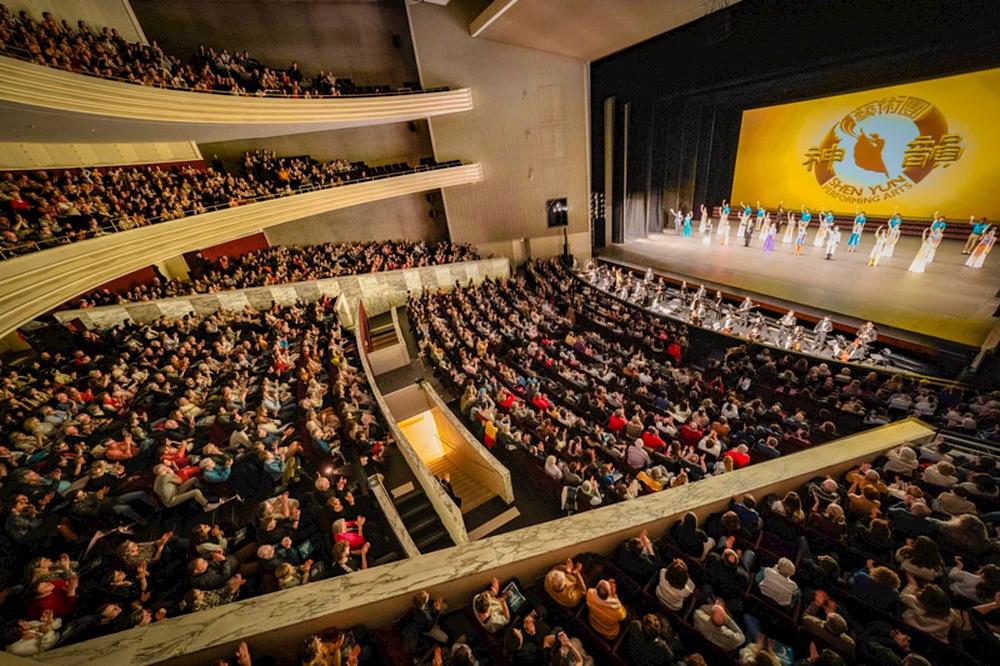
698,204,709,235
794,219,807,255
868,226,887,267
702,219,714,245
755,201,766,230
719,214,730,245
740,201,755,231
926,222,945,264
883,211,902,257
846,210,866,253
966,228,996,269
824,224,841,260
813,210,831,247
720,199,731,226
813,316,833,350
742,216,754,247
963,215,990,254
908,227,932,273
668,208,685,236
781,211,796,244
682,211,692,237
736,209,748,240
800,206,813,238
761,219,777,252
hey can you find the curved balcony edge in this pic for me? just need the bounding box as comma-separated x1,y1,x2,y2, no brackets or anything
0,56,473,141
0,163,483,338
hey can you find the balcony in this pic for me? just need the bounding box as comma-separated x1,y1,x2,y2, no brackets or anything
0,163,483,338
0,55,474,143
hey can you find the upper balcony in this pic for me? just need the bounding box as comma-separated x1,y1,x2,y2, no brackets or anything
0,54,473,143
0,162,483,339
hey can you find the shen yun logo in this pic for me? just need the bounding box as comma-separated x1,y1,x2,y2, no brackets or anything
802,95,964,205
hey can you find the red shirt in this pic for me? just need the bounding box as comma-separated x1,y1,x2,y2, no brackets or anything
531,395,550,410
641,431,666,450
27,579,77,619
608,414,627,433
499,394,516,410
678,424,703,447
723,449,750,469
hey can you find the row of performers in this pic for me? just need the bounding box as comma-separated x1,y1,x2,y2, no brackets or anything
610,269,879,363
666,202,996,269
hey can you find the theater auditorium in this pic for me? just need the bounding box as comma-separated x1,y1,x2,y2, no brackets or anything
0,1,998,664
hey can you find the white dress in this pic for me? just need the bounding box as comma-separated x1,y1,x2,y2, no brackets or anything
702,222,713,245
883,227,900,257
869,235,886,266
966,236,995,268
782,219,795,243
813,220,829,247
908,238,932,273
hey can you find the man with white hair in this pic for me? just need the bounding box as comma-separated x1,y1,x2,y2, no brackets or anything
693,598,745,651
757,557,799,608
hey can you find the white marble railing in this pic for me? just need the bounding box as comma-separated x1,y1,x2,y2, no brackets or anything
0,163,483,339
369,474,421,559
0,55,474,142
34,418,936,665
353,304,470,548
420,381,515,504
53,257,510,330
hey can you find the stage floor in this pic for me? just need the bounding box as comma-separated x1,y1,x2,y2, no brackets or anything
602,232,999,348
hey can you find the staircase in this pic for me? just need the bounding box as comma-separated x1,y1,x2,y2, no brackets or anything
425,456,494,514
393,488,454,553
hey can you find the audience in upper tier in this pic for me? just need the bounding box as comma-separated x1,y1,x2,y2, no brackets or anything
69,240,480,308
409,259,998,517
0,299,400,654
0,150,421,256
0,6,414,96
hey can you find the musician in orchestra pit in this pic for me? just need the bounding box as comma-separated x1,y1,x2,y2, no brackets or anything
778,310,797,340
736,297,754,327
854,321,878,357
813,316,833,350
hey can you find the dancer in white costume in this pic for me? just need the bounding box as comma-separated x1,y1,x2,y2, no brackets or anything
719,215,730,245
698,204,709,235
735,211,748,239
824,225,841,260
926,224,945,264
908,228,933,273
965,229,996,268
868,226,886,267
883,212,902,257
813,210,831,247
781,212,796,243
702,219,714,245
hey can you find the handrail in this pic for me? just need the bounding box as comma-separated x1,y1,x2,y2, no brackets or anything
0,45,447,99
368,473,421,558
0,162,463,260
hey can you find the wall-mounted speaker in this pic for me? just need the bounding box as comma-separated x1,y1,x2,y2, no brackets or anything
547,198,568,228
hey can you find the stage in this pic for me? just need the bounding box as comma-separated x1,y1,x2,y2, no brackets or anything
601,231,999,348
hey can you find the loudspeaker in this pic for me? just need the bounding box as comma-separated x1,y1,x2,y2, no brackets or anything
547,198,568,228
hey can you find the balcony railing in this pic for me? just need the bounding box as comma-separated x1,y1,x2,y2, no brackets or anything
0,161,465,260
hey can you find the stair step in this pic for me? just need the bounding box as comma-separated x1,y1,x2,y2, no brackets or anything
417,531,453,552
398,502,435,521
394,489,426,508
406,515,441,535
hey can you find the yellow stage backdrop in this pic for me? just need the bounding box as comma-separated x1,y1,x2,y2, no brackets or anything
730,67,1000,221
